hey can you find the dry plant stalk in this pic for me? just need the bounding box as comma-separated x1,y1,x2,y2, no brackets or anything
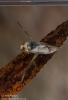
0,20,68,98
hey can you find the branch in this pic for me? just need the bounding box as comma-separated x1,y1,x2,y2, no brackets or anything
0,20,68,97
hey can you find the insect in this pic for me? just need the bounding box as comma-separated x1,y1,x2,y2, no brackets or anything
18,22,58,82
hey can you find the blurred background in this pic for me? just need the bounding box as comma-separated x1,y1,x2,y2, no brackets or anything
0,6,68,100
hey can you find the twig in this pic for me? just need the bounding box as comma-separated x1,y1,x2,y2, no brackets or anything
0,20,68,97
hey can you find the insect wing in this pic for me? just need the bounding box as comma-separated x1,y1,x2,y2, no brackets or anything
29,42,58,54
30,45,49,54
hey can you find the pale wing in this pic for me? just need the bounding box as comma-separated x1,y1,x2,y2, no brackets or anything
30,42,58,54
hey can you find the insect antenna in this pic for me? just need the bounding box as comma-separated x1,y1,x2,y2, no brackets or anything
18,22,33,41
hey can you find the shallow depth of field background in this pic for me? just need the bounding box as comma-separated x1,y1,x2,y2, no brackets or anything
0,6,68,100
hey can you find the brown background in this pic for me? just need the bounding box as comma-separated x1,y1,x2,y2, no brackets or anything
0,6,68,100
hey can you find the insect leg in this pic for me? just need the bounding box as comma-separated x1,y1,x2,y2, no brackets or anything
21,62,32,83
26,53,38,69
21,53,38,82
33,61,37,67
21,71,26,83
18,22,33,41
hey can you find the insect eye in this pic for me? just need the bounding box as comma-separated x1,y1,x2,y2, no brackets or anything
22,42,25,45
22,47,25,51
